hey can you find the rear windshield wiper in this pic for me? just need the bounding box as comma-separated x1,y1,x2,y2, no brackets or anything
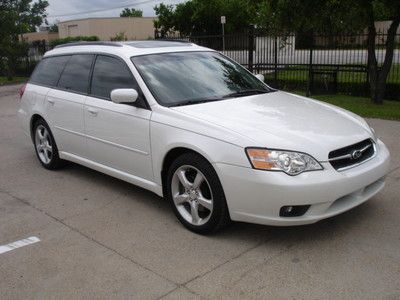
223,89,270,98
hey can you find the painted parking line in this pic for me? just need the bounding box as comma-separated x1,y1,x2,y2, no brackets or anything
0,236,40,255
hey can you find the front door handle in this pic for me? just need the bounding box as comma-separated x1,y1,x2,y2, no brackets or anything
87,108,98,116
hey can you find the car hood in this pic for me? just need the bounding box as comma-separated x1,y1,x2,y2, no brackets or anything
171,91,373,161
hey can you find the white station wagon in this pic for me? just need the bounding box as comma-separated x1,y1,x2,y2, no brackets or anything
18,41,390,233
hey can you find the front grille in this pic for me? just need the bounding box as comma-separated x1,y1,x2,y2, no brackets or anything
328,139,375,171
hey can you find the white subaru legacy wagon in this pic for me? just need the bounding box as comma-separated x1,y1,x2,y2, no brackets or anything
18,40,390,233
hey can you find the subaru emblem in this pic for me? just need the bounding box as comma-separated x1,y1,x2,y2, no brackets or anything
351,149,362,159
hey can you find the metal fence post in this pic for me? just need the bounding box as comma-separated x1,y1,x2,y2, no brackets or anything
26,55,30,77
306,38,314,97
274,36,278,86
248,25,254,73
365,65,370,97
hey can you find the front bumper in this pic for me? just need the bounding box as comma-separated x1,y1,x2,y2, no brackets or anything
214,139,390,226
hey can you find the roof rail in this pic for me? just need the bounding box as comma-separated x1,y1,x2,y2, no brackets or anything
54,41,123,49
155,39,191,43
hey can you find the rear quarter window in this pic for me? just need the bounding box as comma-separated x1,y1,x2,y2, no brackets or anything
30,56,71,87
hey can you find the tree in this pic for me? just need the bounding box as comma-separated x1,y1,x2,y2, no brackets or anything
154,3,175,37
120,8,143,17
154,0,399,103
0,0,48,79
49,23,58,32
256,0,400,104
154,0,256,36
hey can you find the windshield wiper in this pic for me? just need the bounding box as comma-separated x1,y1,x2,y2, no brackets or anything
223,89,270,98
170,89,271,107
171,97,223,107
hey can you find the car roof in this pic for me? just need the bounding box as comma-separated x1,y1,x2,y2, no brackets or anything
44,40,213,60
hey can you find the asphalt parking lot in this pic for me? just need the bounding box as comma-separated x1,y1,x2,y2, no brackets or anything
0,84,399,299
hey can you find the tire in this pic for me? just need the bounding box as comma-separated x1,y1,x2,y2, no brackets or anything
166,152,231,234
33,118,65,170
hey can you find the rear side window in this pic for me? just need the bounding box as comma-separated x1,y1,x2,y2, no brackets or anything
58,54,94,93
30,56,71,86
90,55,137,99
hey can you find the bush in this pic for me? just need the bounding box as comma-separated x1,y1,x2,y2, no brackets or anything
110,31,127,41
0,41,29,78
50,36,99,48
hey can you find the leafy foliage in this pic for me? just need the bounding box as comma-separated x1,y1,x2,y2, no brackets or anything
120,8,143,17
154,0,399,104
49,23,58,33
154,0,256,36
154,0,399,36
154,3,177,37
255,0,399,35
0,0,48,78
110,31,127,41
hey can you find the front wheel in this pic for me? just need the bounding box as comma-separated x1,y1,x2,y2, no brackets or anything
166,153,230,234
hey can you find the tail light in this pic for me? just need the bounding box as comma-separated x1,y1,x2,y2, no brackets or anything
19,83,27,99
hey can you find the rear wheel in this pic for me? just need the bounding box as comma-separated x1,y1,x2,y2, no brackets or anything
166,153,230,234
33,119,65,170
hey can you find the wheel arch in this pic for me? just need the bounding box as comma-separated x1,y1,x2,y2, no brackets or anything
160,146,214,196
30,114,45,141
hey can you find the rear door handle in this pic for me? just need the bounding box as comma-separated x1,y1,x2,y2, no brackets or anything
87,108,98,116
47,98,55,105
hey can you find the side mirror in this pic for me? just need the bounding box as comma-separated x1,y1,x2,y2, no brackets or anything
255,74,264,82
110,88,138,104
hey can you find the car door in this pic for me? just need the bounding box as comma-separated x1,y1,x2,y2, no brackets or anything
84,54,153,181
46,54,94,157
28,55,71,138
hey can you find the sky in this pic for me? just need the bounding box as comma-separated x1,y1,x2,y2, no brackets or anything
45,0,186,23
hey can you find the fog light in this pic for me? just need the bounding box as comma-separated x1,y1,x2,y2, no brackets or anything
280,205,310,217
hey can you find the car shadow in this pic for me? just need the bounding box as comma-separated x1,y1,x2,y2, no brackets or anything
61,161,376,244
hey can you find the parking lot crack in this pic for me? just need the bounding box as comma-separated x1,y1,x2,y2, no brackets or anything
388,165,400,178
60,197,119,222
181,237,274,288
229,245,292,287
158,285,207,300
0,114,16,118
0,188,179,289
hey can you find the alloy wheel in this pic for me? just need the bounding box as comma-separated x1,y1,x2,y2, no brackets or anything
171,165,213,226
35,125,53,164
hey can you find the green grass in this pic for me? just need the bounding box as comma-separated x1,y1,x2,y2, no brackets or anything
265,64,400,84
294,92,400,121
0,76,28,85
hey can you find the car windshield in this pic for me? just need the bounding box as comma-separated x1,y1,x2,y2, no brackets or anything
131,51,272,107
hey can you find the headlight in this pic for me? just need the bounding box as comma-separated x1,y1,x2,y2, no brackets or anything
246,148,323,175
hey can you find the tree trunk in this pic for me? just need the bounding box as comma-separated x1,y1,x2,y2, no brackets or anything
367,15,400,104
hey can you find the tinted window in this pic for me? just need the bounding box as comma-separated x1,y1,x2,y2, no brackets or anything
30,56,71,86
91,55,136,99
58,54,94,93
